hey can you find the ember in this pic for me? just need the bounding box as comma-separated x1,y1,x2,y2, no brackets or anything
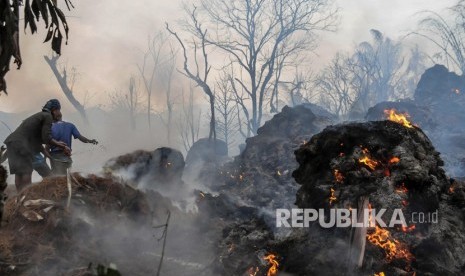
400,225,416,233
374,272,385,276
334,169,344,183
367,226,414,262
384,109,414,128
263,254,279,276
389,157,400,164
395,183,408,194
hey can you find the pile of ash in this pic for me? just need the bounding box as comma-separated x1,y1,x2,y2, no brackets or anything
208,105,334,211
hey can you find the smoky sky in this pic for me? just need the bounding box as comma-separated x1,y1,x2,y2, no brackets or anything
0,0,457,113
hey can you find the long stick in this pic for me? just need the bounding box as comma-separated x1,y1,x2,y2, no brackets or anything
66,168,72,209
156,211,171,276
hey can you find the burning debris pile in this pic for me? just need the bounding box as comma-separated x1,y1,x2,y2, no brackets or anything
285,120,465,275
0,173,224,276
0,174,154,275
414,64,465,109
184,138,229,179
210,105,334,210
103,147,185,188
366,64,465,176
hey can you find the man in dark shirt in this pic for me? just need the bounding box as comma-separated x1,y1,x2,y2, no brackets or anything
49,114,98,175
4,99,70,191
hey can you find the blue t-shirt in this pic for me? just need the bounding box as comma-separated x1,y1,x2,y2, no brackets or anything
50,121,81,152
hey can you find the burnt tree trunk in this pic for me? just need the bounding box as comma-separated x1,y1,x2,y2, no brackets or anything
44,55,89,125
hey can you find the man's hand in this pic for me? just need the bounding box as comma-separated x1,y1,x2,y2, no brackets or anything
63,146,72,156
56,141,68,149
89,139,98,145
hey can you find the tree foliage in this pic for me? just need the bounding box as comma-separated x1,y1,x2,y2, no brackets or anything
0,0,73,94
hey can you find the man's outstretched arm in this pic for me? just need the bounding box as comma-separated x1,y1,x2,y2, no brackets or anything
78,135,98,145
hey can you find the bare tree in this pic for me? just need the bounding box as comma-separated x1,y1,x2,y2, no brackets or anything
190,0,338,135
315,30,425,117
138,32,171,130
178,85,201,153
214,72,238,154
348,30,404,115
44,54,88,124
315,53,353,116
281,66,314,107
0,0,73,94
414,1,465,73
158,43,177,145
109,76,142,130
166,8,217,141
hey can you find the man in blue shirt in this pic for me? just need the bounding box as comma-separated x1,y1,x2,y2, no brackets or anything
49,114,98,175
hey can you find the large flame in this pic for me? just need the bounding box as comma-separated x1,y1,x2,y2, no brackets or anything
358,147,380,171
359,156,379,170
384,109,414,128
367,226,414,262
264,254,279,276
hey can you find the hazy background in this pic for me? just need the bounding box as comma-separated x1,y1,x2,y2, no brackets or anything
0,0,456,112
0,0,459,182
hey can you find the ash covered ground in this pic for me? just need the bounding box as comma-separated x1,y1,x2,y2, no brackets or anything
1,66,465,276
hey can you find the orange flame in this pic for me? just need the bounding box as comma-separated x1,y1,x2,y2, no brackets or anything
329,188,337,205
395,183,408,194
389,157,400,164
359,156,379,170
384,109,414,128
367,226,415,262
264,254,279,276
334,169,344,183
374,273,385,276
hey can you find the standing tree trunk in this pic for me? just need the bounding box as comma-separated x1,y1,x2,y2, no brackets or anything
44,55,89,124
